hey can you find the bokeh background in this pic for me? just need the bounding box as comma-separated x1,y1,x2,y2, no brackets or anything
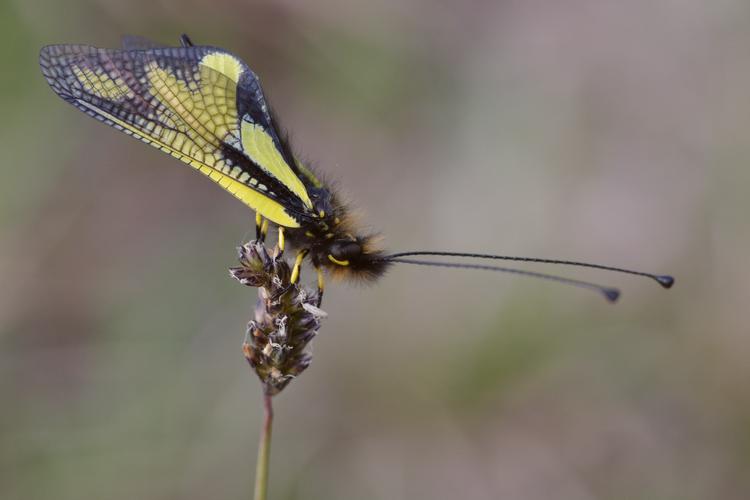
2,1,749,499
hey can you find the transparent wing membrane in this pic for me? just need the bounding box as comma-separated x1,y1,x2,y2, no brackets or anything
39,43,313,226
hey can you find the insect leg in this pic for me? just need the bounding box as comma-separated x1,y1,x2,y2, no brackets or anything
290,249,309,284
255,213,264,241
269,248,307,302
316,266,325,307
275,226,286,259
255,214,270,242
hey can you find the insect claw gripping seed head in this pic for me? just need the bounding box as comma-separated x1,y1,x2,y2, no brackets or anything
230,240,324,395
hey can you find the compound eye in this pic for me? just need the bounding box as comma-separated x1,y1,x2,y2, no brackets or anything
329,241,362,264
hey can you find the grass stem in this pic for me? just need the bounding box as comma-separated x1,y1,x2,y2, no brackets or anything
254,392,273,500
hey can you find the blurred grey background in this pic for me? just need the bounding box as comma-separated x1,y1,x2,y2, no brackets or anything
1,1,748,499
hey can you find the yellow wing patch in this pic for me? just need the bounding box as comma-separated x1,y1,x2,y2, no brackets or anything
200,52,243,82
241,121,313,208
195,51,314,209
144,59,312,212
145,61,238,146
73,66,133,100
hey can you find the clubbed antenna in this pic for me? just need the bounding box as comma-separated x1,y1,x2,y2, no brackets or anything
387,257,621,302
384,251,674,289
379,250,675,301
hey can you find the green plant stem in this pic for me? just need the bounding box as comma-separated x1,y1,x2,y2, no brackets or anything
254,392,273,500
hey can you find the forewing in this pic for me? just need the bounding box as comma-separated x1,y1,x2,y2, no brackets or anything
39,43,313,226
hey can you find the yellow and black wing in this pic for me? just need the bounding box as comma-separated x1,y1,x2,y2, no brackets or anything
39,40,315,227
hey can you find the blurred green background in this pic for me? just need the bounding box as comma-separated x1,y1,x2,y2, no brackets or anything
2,1,749,499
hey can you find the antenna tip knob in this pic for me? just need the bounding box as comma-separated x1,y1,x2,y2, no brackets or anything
656,275,675,289
603,288,620,303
